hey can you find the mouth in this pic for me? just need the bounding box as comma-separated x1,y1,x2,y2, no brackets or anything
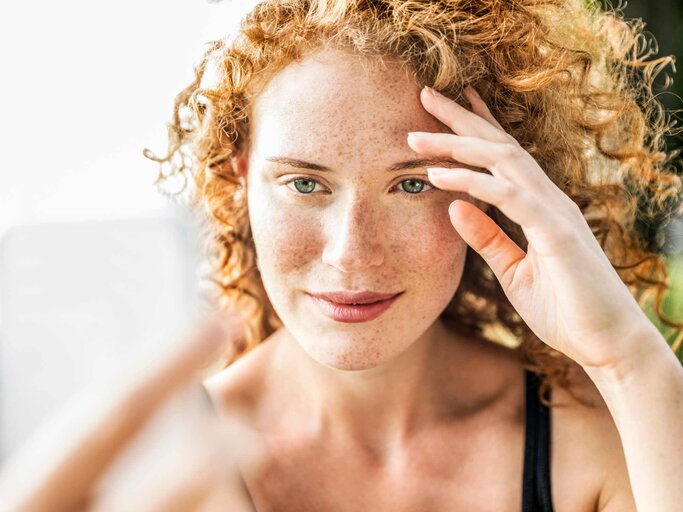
305,291,404,323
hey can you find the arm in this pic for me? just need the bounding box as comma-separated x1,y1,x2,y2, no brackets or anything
405,85,682,512
583,325,683,512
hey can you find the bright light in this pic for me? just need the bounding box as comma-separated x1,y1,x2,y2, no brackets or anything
0,0,249,237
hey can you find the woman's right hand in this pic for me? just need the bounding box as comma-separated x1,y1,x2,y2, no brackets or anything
0,312,260,512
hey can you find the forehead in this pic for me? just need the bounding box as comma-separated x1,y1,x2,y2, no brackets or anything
249,48,449,161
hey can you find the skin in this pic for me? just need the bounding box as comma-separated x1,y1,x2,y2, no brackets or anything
206,47,638,511
245,50,470,373
5,36,678,512
0,43,655,512
241,47,479,448
0,313,260,512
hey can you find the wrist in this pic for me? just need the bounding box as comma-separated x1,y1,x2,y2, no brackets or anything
581,323,673,386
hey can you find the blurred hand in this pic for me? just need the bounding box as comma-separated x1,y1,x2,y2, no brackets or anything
0,312,260,512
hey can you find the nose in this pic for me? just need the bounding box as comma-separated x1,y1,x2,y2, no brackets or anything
322,194,385,272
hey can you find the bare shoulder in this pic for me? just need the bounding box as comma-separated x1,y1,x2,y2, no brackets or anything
481,340,635,512
202,330,281,420
550,368,635,511
203,330,636,511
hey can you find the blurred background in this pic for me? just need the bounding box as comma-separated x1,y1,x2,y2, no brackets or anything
594,0,683,358
0,0,257,461
0,0,681,460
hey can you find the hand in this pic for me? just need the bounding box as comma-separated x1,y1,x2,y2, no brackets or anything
0,312,259,512
406,85,660,373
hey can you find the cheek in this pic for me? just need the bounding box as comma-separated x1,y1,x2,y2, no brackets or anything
386,201,465,271
249,180,467,286
385,206,466,322
249,193,322,275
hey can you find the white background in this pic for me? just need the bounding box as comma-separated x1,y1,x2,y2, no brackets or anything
0,0,257,459
0,0,258,237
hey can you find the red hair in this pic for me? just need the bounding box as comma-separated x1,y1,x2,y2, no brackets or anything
145,0,682,407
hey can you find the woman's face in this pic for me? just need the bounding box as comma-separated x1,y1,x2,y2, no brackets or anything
244,48,472,370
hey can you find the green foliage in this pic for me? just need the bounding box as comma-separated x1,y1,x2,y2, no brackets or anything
644,254,683,365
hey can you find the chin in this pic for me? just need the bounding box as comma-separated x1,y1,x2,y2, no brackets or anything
318,355,386,372
297,332,410,372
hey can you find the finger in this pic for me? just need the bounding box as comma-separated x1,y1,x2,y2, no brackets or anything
408,131,549,196
447,199,526,292
427,167,502,204
407,132,512,175
409,130,564,205
427,167,544,228
0,310,244,512
93,450,215,512
419,86,508,143
88,384,254,512
462,86,506,132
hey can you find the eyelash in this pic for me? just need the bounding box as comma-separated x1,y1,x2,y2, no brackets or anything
282,176,436,201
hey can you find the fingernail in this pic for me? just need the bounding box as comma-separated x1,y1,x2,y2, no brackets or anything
427,87,443,98
407,131,430,140
427,167,449,177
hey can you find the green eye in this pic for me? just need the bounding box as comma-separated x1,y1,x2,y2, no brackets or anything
283,176,434,200
291,178,317,194
400,178,426,194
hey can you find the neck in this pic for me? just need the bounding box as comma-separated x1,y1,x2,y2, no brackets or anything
273,318,466,457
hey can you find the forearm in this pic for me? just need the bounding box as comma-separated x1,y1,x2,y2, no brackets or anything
583,326,683,512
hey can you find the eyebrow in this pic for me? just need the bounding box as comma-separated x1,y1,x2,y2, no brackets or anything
264,156,463,172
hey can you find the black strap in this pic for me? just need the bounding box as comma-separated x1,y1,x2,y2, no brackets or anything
522,370,554,512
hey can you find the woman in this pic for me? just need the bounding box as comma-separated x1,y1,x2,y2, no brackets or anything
1,0,682,510
181,0,680,509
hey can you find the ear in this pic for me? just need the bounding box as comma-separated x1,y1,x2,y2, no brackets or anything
231,154,248,177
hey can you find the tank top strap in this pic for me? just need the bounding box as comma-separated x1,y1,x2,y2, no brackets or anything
521,369,554,512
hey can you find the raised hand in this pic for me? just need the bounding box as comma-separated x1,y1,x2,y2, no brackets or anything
406,85,662,375
0,313,258,512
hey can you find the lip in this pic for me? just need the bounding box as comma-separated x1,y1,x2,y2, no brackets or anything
305,290,403,323
307,290,402,304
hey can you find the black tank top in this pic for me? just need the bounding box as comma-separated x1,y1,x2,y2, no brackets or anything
522,369,554,512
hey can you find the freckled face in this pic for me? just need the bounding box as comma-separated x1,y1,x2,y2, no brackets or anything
246,48,470,370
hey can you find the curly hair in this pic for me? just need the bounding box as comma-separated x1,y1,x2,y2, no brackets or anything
145,0,683,408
